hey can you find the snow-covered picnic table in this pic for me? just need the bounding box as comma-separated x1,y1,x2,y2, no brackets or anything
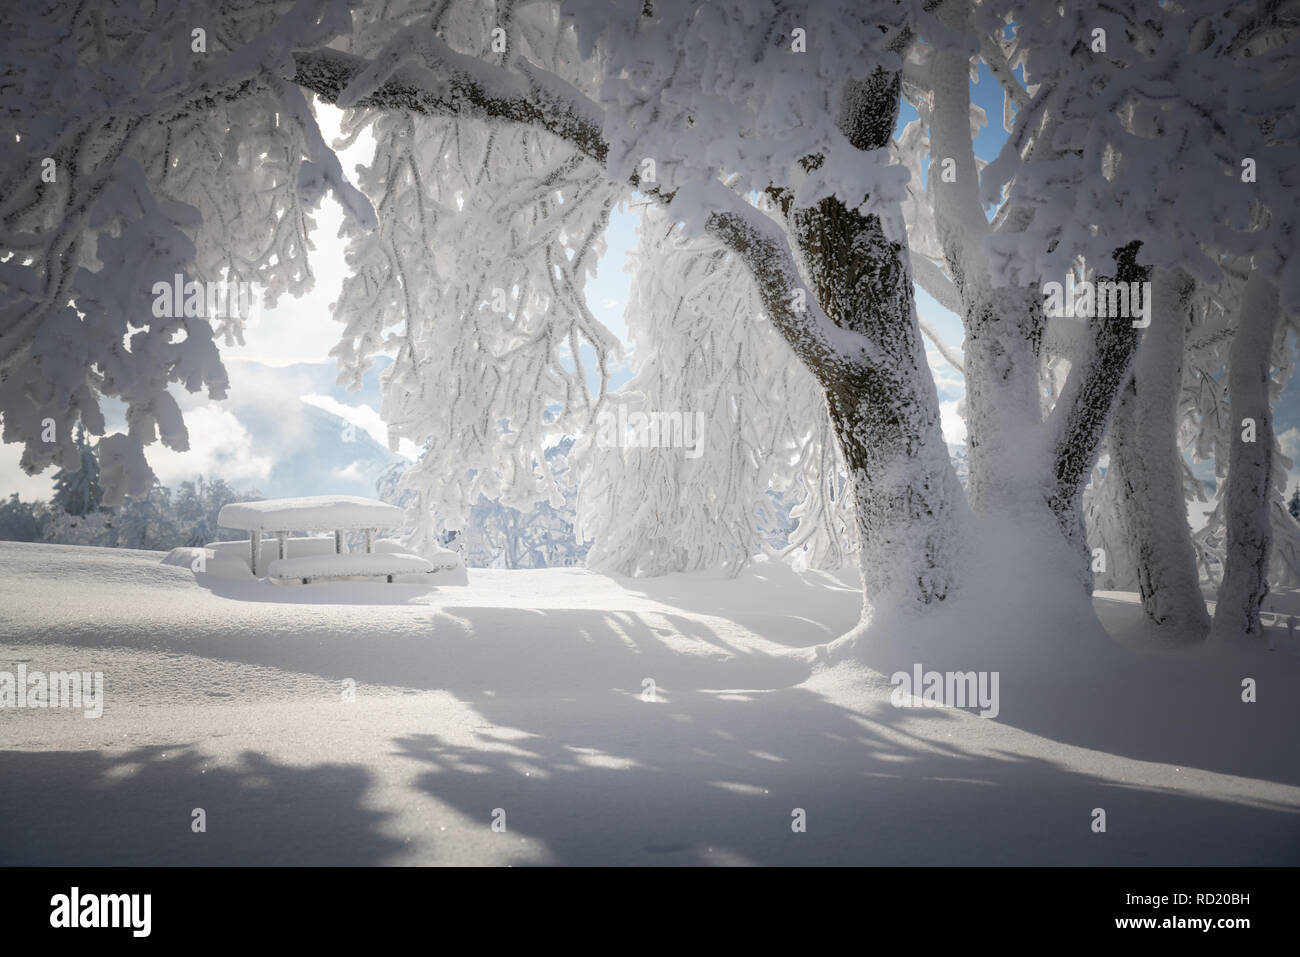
267,551,438,584
216,495,408,579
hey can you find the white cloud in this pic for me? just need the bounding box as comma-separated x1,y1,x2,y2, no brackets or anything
1279,427,1300,460
301,394,385,444
144,407,272,487
220,106,379,367
922,347,966,404
0,440,57,500
334,460,368,482
300,394,420,461
1,407,271,500
939,400,967,445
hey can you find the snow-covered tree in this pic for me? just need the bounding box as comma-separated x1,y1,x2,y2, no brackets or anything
173,479,211,547
575,200,855,577
1,0,379,506
4,0,1297,643
112,484,177,549
0,493,43,542
463,438,587,568
50,426,104,516
292,0,965,613
1089,268,1211,635
895,0,1300,639
172,475,256,547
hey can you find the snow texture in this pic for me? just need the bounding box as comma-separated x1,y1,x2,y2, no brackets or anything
217,496,405,533
2,541,1297,865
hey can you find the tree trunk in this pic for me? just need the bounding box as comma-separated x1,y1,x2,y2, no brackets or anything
785,197,965,612
1211,271,1281,640
926,30,1049,523
772,70,966,615
755,184,966,614
819,311,966,611
1045,245,1148,588
959,287,1048,516
1107,268,1210,638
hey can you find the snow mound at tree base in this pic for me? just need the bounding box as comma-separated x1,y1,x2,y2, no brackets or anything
817,516,1300,787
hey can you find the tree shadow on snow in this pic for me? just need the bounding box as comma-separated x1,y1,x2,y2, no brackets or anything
614,562,863,648
387,679,1300,865
13,599,1300,864
0,744,402,865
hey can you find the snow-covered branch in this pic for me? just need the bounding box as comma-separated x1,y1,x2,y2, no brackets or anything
909,253,962,314
918,315,964,373
297,28,883,382
291,41,610,168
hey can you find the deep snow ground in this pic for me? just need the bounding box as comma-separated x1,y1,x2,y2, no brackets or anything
1,541,1297,865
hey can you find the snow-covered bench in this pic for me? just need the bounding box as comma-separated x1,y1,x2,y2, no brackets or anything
267,552,438,584
217,495,407,577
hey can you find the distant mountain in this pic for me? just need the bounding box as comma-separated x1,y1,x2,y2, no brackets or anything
167,356,403,500
237,400,402,499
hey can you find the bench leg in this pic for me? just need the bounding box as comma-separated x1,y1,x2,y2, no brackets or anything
250,531,261,577
278,531,288,560
365,529,374,553
386,574,393,583
302,577,310,585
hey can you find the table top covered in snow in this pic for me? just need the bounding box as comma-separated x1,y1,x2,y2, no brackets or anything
217,496,405,532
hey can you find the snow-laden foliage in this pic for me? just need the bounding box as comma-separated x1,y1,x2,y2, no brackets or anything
574,201,856,577
0,0,957,610
376,442,587,570
902,0,1299,391
0,0,371,503
331,1,622,535
966,0,1300,306
307,0,956,604
4,0,1298,638
0,493,43,542
892,0,1299,634
461,438,587,569
50,426,104,517
561,0,913,225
